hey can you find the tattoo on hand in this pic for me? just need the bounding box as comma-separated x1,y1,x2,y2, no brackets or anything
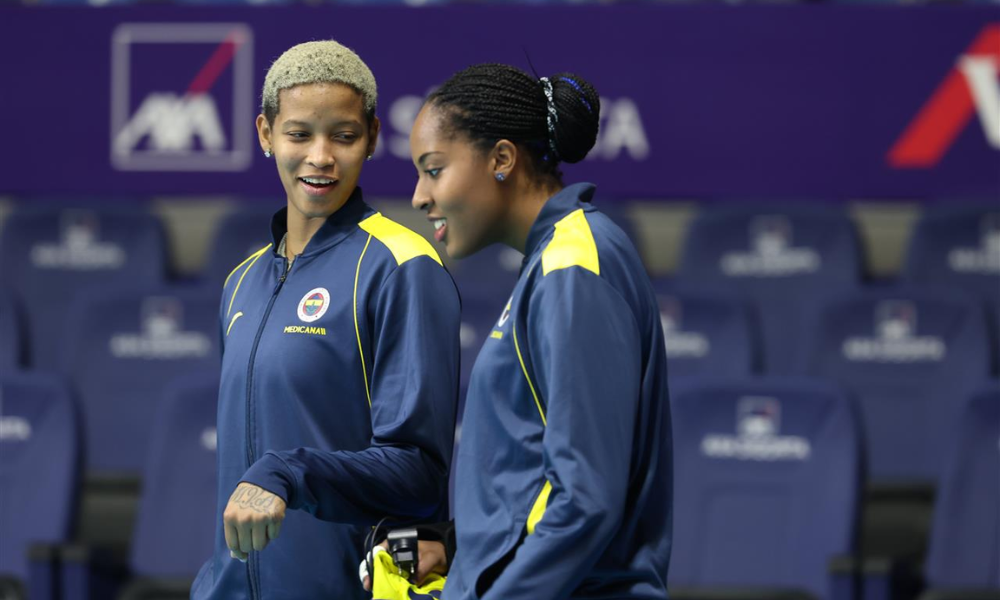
229,485,277,514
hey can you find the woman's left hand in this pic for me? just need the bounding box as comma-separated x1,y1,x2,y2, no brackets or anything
223,482,287,561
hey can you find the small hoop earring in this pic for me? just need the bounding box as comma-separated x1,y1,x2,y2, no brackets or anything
264,150,272,158
495,172,506,182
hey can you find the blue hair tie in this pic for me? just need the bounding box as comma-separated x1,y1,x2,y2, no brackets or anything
560,77,593,113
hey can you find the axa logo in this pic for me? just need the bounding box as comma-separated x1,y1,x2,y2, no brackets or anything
700,396,811,462
842,300,946,363
110,23,253,172
30,211,125,271
889,24,1000,168
720,216,820,278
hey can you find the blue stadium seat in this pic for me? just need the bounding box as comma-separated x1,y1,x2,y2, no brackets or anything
923,383,1000,590
0,286,23,370
802,287,990,483
0,372,79,597
63,286,219,474
651,280,757,381
669,378,862,599
676,206,861,374
201,206,275,290
122,372,218,595
457,288,508,390
450,243,523,304
0,207,166,370
902,206,1000,304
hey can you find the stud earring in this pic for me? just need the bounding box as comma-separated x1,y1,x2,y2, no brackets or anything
264,150,272,158
495,172,506,182
366,154,373,162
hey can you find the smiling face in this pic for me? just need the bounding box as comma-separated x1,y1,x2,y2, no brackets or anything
409,104,509,259
257,82,379,222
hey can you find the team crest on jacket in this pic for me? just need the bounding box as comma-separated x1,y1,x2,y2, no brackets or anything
297,288,330,323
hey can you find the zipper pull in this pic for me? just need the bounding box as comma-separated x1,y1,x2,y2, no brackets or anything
280,258,290,283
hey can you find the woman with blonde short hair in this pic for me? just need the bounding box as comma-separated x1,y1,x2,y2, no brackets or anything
190,40,460,600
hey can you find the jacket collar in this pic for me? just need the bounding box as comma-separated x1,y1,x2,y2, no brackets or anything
269,186,375,258
523,182,597,260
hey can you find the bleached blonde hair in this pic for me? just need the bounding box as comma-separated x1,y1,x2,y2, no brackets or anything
262,40,377,124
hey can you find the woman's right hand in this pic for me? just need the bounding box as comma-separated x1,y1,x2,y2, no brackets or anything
361,540,449,591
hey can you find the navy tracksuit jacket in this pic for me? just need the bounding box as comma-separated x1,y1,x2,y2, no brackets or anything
444,183,673,600
191,189,460,599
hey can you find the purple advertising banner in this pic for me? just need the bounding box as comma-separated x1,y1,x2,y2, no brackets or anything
1,5,997,200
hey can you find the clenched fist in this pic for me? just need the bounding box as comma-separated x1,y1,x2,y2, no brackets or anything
223,482,287,561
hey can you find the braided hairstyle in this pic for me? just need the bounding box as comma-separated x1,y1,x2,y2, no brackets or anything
427,63,600,184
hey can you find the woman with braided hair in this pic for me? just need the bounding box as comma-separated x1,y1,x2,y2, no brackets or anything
402,63,674,599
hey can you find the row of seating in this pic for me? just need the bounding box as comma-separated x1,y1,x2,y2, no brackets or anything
1,273,994,483
2,372,996,599
3,202,996,374
0,370,218,600
457,283,997,481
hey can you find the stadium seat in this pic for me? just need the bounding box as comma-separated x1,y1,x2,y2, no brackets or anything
63,286,220,474
0,286,23,370
116,372,219,600
902,205,1000,304
921,384,1000,594
201,206,276,290
802,286,990,483
0,207,167,370
675,205,861,374
650,280,757,381
669,378,862,600
450,243,523,304
457,288,507,392
0,372,80,600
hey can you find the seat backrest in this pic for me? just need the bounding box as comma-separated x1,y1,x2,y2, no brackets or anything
803,287,990,483
925,383,1000,588
669,378,862,599
0,373,79,580
902,206,1000,304
201,207,276,290
63,286,220,474
651,281,757,380
0,287,23,370
0,207,166,370
676,206,861,373
131,372,219,578
450,243,522,303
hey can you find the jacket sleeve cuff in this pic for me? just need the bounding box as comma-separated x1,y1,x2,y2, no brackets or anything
239,452,296,506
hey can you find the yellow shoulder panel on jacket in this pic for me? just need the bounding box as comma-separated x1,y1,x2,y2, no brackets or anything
541,209,600,276
358,213,443,267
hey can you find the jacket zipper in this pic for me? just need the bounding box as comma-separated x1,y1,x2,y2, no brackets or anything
245,259,289,600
